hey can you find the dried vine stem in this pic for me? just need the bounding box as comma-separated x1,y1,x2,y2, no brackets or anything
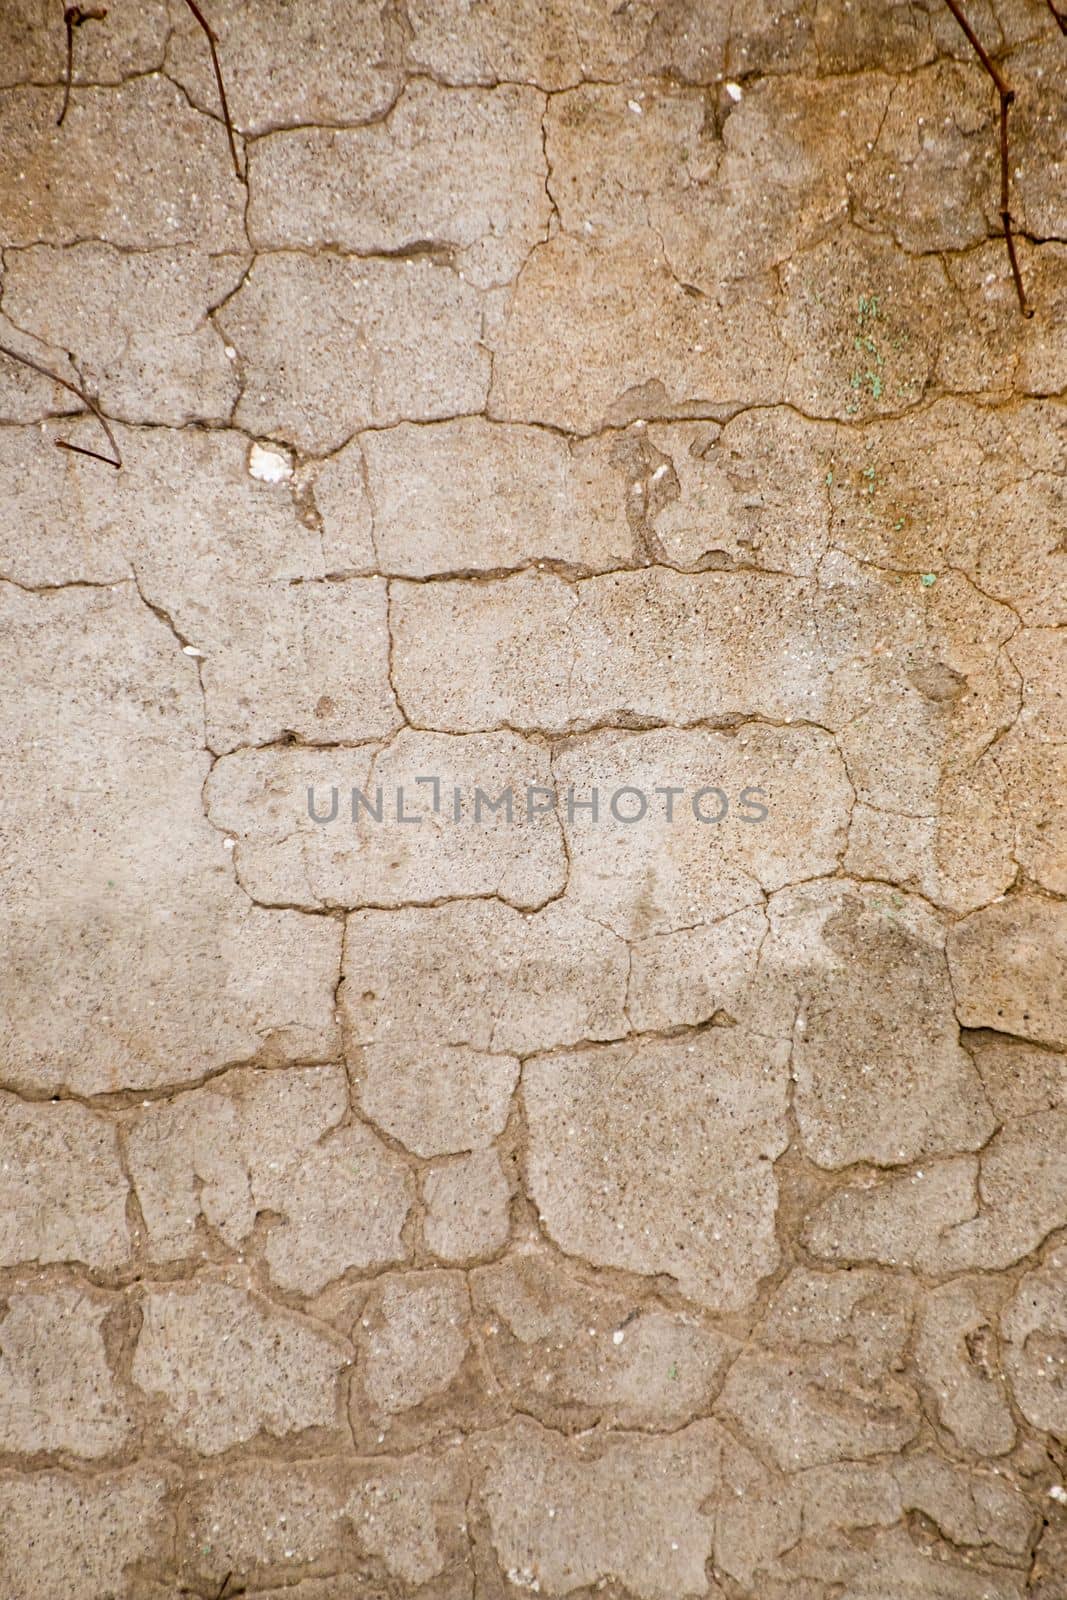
0,343,121,467
180,0,242,180
56,0,241,178
57,5,107,127
941,0,1033,316
180,1571,244,1600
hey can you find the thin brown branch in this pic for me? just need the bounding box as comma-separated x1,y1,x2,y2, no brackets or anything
941,0,1033,317
180,0,242,180
997,92,1032,317
1047,0,1067,37
56,6,107,128
57,8,75,127
0,343,121,467
1002,216,1031,313
997,79,1012,217
941,0,1012,95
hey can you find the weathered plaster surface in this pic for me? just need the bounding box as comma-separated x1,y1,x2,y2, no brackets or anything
0,0,1065,1594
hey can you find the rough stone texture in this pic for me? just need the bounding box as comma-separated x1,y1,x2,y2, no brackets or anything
354,410,838,579
994,630,1067,894
356,1043,519,1159
0,1469,172,1600
471,1246,737,1431
0,583,341,1094
948,894,1067,1048
525,1029,791,1309
347,1269,501,1451
124,1066,413,1291
717,1267,921,1470
217,252,490,452
778,1454,1038,1596
0,1286,132,1457
165,0,403,135
825,399,1067,626
967,1030,1067,1121
132,1279,352,1455
474,1417,724,1598
545,77,887,281
249,81,550,288
553,726,850,937
490,233,789,432
627,904,768,1031
804,1108,1067,1273
343,899,629,1054
392,568,836,730
0,1095,129,1268
177,1451,470,1593
1002,1250,1067,1440
0,427,400,751
3,5,1066,1596
913,1279,1017,1456
761,880,995,1168
207,730,568,909
0,244,245,426
360,418,635,575
0,78,246,248
422,1151,512,1262
405,0,716,88
3,0,169,86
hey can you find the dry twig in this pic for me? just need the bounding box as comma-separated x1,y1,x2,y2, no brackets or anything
179,0,242,179
0,343,121,467
179,1572,245,1600
57,5,108,127
56,0,241,178
940,0,1033,316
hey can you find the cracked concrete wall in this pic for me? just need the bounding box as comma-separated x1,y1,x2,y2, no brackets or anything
0,0,1065,1595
